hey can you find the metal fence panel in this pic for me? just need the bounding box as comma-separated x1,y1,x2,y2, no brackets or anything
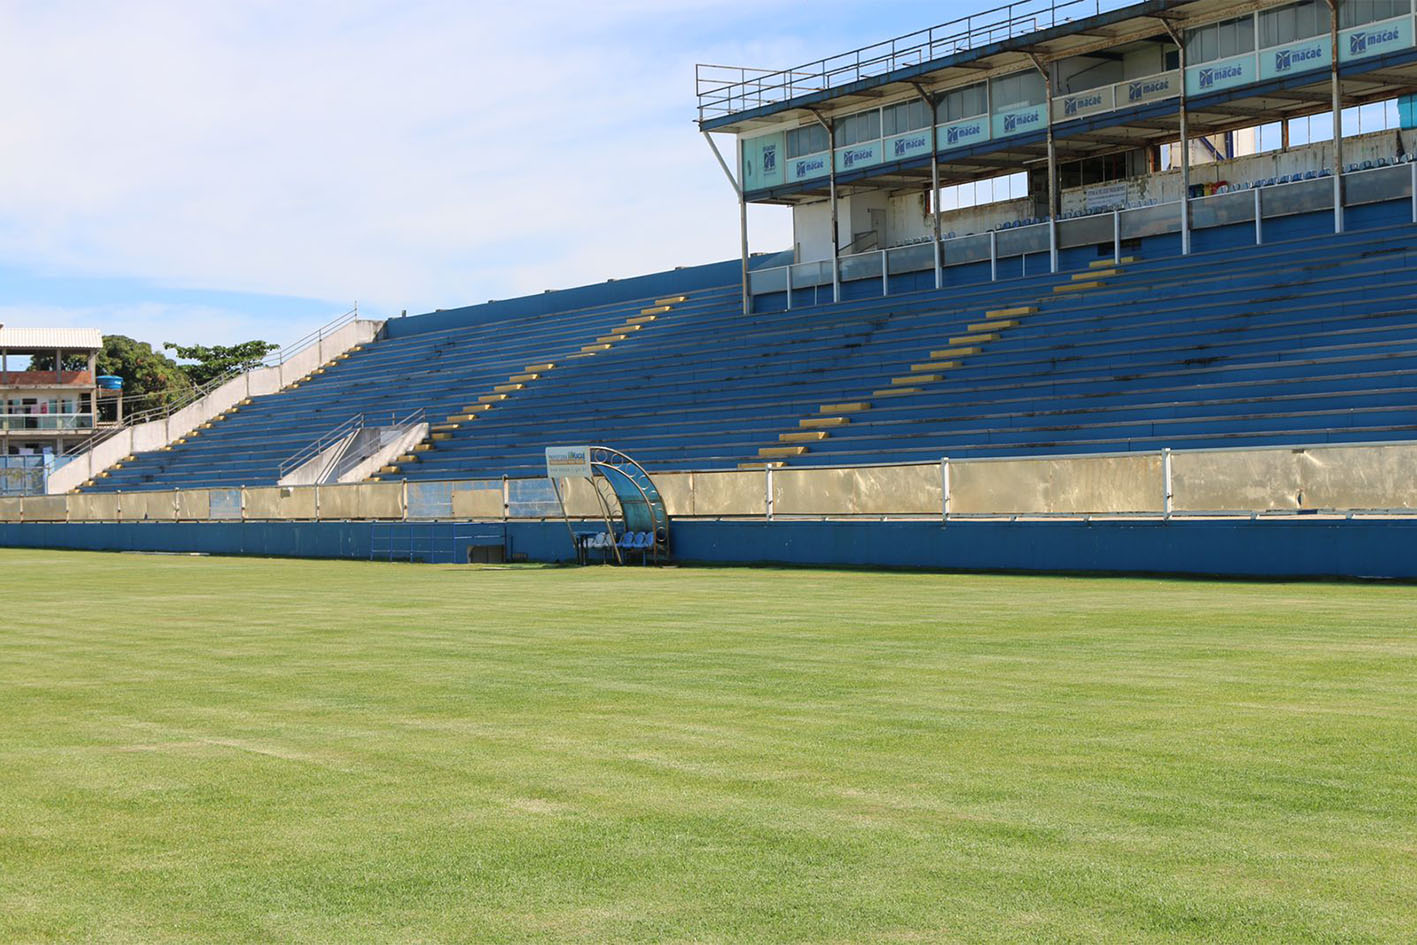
0,497,19,521
69,493,120,522
354,482,404,520
405,481,452,519
176,489,211,521
244,486,317,520
20,495,67,521
692,470,766,517
1173,444,1417,512
450,481,504,519
856,463,944,515
653,472,696,517
507,478,561,518
209,488,242,520
774,466,856,515
952,454,1163,515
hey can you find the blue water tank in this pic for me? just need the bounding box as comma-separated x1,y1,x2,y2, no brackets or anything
96,375,124,390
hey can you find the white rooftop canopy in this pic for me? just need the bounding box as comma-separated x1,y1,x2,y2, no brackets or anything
0,328,104,351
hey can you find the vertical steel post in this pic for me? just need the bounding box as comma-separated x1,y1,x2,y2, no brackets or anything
1255,187,1263,245
1164,20,1192,255
941,457,951,522
1328,0,1345,234
913,82,944,289
765,464,775,521
1162,448,1174,520
824,118,842,303
1113,209,1121,264
1031,55,1060,274
990,231,998,281
1411,159,1417,223
702,131,752,316
881,249,889,297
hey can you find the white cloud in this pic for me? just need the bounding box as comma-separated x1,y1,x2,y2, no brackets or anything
0,0,820,324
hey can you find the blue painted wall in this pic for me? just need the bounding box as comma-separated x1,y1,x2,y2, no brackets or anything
4,518,1415,580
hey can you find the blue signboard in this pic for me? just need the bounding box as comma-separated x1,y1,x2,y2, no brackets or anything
938,115,991,151
836,140,883,173
885,129,934,163
1122,72,1180,105
788,152,831,183
741,132,784,190
1186,53,1258,96
1341,17,1414,63
1260,36,1331,80
992,103,1047,139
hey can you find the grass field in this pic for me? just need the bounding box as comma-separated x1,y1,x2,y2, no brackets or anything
1,549,1414,943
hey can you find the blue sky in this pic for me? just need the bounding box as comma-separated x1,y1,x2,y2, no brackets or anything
0,0,967,350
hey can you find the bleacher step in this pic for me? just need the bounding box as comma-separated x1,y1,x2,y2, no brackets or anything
1079,268,1121,280
820,402,871,413
910,360,960,373
779,430,829,443
947,333,997,345
967,319,1018,332
893,374,940,385
758,445,808,458
627,314,658,325
509,373,540,383
640,305,671,316
595,335,622,344
929,346,980,359
580,344,612,353
1091,256,1136,267
524,362,555,372
1054,280,1105,293
654,295,687,306
493,384,524,393
985,306,1037,318
874,387,921,397
611,324,641,335
800,416,849,429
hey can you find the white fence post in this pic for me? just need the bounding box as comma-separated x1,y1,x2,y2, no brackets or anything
765,464,775,521
989,231,998,282
880,249,889,297
1113,210,1121,264
941,456,951,523
1162,448,1174,520
1254,188,1263,246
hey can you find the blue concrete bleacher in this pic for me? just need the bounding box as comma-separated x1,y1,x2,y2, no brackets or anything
82,206,1417,492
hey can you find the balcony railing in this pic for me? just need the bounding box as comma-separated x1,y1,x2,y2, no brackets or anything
0,413,96,432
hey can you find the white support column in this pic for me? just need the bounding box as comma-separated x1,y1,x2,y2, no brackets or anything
785,263,793,311
913,82,944,290
1164,20,1192,256
990,231,998,282
1255,187,1264,245
702,131,752,316
940,457,951,522
1031,55,1060,274
1113,210,1121,264
1411,160,1417,223
765,464,775,521
880,249,888,297
1162,448,1174,520
1327,0,1345,234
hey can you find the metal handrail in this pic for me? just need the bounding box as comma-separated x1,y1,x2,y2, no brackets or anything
279,412,365,477
695,0,1142,122
61,306,365,459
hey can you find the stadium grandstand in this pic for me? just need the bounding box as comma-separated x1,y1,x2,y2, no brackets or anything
6,0,1417,577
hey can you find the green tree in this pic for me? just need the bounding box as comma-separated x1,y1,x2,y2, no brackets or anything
94,336,195,417
163,340,279,387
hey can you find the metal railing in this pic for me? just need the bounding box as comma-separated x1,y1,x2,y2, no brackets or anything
61,306,366,459
13,438,1417,522
0,413,96,432
696,0,1142,121
751,160,1417,305
278,407,426,481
